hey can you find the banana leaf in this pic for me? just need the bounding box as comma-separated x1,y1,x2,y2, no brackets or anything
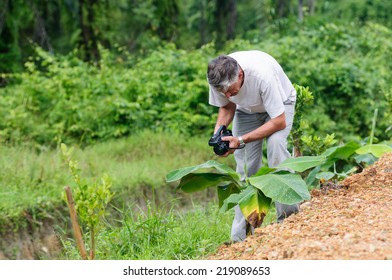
249,173,310,204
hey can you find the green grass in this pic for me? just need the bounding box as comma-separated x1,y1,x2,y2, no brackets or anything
0,130,236,259
0,130,235,223
59,202,233,260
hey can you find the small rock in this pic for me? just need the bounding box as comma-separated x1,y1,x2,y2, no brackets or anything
329,227,339,236
41,246,49,254
368,245,376,253
300,202,312,210
376,235,387,242
292,229,301,235
343,233,353,241
245,248,253,253
283,250,294,259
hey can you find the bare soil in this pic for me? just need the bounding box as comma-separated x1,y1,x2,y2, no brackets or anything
209,152,392,260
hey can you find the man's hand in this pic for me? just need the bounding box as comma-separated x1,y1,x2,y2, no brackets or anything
220,136,240,157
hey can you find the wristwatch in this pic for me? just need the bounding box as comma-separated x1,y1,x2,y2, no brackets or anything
238,136,246,148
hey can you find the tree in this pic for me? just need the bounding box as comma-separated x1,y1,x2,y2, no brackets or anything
214,0,237,49
78,0,100,62
275,0,290,18
153,0,180,41
298,0,303,22
31,0,53,53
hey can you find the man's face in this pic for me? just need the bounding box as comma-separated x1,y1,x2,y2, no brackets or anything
222,69,244,99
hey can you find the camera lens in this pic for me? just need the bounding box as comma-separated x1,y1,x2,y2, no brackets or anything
214,143,229,155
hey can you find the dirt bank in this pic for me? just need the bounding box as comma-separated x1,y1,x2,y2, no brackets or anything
209,152,392,260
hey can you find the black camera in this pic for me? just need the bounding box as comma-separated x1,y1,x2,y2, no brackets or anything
208,125,233,155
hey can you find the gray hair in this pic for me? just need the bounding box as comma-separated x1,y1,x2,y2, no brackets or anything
207,55,240,92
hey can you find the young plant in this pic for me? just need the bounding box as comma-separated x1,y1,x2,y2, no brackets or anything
300,133,337,156
61,143,114,259
285,140,392,188
166,160,313,229
290,84,314,157
166,136,392,229
285,108,392,188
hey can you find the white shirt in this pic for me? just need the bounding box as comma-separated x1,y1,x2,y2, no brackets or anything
209,50,296,119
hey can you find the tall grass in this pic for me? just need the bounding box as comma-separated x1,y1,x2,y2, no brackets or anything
1,130,236,259
59,202,233,260
0,130,234,220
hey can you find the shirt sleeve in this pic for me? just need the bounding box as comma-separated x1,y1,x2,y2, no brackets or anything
261,74,286,119
209,86,230,108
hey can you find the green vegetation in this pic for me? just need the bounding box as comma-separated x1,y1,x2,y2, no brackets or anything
60,202,232,260
0,132,235,259
1,0,392,260
167,159,310,228
2,22,392,147
61,143,114,259
0,131,234,230
167,140,391,232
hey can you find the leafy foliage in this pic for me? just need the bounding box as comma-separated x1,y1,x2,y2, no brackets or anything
61,143,114,259
166,137,391,228
1,22,392,147
226,22,392,142
166,160,311,228
0,45,216,146
289,142,392,188
290,84,314,156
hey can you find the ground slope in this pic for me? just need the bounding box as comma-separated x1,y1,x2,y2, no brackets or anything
209,152,392,260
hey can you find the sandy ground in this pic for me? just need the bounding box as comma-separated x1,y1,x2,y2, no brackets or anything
209,152,392,260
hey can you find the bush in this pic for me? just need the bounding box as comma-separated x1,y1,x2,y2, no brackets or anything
1,22,391,147
225,22,392,142
0,44,217,146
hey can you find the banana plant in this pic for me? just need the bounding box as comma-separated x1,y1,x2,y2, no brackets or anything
166,140,392,228
303,141,392,186
166,159,316,228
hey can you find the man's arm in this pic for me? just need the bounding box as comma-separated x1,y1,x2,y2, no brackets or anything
242,112,286,143
222,112,287,148
214,102,236,132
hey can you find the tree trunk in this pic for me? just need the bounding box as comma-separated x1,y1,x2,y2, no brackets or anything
214,0,237,48
31,0,53,52
78,0,100,63
154,0,180,41
0,0,9,36
276,0,289,18
298,0,303,22
226,0,236,40
308,0,315,15
199,0,207,46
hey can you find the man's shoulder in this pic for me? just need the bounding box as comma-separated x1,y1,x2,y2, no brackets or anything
229,50,268,59
229,51,277,70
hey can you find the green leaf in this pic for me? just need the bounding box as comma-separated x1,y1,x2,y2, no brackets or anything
220,192,242,213
356,144,392,158
177,173,234,193
249,173,310,204
239,186,272,228
251,166,277,177
217,183,241,209
353,153,377,166
315,172,335,181
277,156,326,172
224,185,271,228
323,141,361,160
305,165,321,187
166,160,239,182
